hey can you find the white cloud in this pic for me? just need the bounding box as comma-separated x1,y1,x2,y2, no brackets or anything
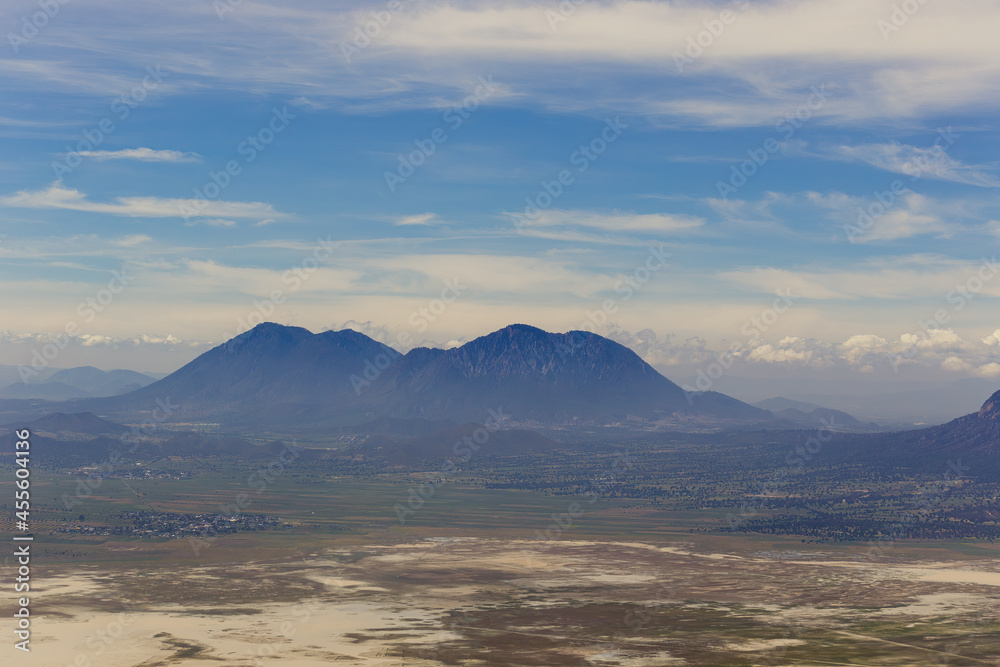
853,194,950,243
523,209,704,233
804,189,955,242
395,213,439,226
71,148,202,163
835,142,1000,188
0,182,288,220
724,255,1000,301
977,362,1000,378
0,330,207,348
941,356,972,372
186,218,238,228
113,234,153,247
9,0,1000,125
742,337,830,367
603,326,714,367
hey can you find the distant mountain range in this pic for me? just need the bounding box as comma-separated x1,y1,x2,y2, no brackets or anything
0,366,156,400
82,322,772,429
704,374,998,425
753,397,877,431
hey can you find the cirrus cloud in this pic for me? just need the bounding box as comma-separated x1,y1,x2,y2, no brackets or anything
0,182,288,221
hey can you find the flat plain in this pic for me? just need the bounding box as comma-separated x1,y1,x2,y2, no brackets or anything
2,449,999,666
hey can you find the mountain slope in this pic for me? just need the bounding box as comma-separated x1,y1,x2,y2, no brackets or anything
891,389,1000,457
3,411,128,435
834,389,1000,475
93,323,399,416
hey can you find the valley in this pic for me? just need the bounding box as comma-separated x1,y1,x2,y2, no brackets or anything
2,323,998,665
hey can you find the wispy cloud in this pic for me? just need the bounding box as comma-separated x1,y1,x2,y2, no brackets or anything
835,142,1000,187
804,189,958,242
0,182,287,220
0,116,72,128
72,148,202,163
186,218,238,228
5,1,1000,125
522,209,704,233
394,213,440,226
722,255,1000,301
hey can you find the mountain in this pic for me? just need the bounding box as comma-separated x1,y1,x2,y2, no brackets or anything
5,411,129,436
703,375,997,425
48,366,157,396
94,323,399,416
355,324,750,423
754,397,824,413
0,364,59,387
0,381,89,400
0,366,156,399
89,322,771,428
769,407,874,430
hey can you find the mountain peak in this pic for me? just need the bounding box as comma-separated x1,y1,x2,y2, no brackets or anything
224,322,313,352
978,390,1000,419
499,323,548,336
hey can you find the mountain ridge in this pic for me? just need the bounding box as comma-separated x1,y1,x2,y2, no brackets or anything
84,322,772,427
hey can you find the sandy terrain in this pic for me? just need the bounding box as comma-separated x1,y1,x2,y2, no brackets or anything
2,538,998,666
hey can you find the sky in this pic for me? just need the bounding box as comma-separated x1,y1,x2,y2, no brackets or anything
1,0,1000,389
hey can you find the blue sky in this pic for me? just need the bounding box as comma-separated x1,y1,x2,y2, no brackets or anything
2,0,1000,386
